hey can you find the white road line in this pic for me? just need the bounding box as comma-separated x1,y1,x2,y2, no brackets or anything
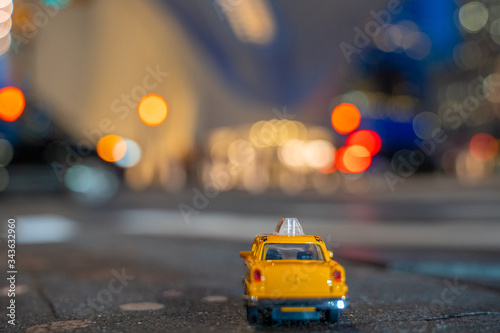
16,214,78,244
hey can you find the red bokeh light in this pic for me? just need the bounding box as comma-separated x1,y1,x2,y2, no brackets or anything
336,145,371,173
470,133,498,161
346,130,382,156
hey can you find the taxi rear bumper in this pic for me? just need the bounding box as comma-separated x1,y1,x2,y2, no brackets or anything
243,296,347,321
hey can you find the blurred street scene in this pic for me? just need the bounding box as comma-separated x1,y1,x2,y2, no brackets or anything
1,0,500,331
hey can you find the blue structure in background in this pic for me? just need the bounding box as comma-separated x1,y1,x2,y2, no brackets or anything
358,0,460,153
409,0,460,63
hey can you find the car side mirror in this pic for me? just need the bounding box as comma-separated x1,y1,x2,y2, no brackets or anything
328,251,334,260
240,251,252,259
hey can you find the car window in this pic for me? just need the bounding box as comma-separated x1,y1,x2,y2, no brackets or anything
262,243,324,261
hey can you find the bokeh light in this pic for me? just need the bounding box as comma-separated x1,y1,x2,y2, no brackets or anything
242,165,269,194
138,94,168,126
96,134,127,162
0,138,13,166
459,2,489,33
336,145,371,173
0,17,10,39
0,0,12,8
218,0,276,45
412,112,441,140
42,0,72,9
0,8,8,21
373,24,399,53
340,91,369,113
0,0,11,56
403,31,432,60
228,139,255,166
0,1,13,15
210,127,237,161
372,20,431,58
249,120,307,148
335,147,350,173
303,140,335,169
469,133,498,161
346,130,382,156
331,103,361,134
456,150,494,182
64,165,92,193
453,42,482,69
483,74,500,103
0,3,12,20
491,19,500,45
278,139,307,168
115,139,142,168
317,162,336,174
0,86,25,122
342,145,372,173
64,163,119,204
0,34,11,56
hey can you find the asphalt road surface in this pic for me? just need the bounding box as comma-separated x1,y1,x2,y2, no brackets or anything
1,177,500,332
1,234,500,332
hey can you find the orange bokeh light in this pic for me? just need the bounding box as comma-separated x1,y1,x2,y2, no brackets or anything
0,86,25,122
138,94,168,126
97,135,127,162
318,150,337,174
331,103,361,134
335,147,348,172
346,130,382,156
336,145,371,173
318,164,337,174
470,133,498,161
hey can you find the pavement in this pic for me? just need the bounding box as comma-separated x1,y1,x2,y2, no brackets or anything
1,176,500,332
2,234,500,332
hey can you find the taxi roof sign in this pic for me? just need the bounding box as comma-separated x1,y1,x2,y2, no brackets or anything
274,218,305,236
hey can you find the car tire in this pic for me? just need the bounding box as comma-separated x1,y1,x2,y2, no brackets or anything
328,309,339,323
247,306,260,325
261,309,273,326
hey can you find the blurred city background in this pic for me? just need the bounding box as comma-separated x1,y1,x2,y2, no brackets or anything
1,0,500,331
0,0,499,200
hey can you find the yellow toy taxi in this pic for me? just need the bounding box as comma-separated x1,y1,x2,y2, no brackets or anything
240,218,348,325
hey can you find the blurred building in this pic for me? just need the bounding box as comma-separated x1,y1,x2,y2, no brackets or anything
1,0,500,199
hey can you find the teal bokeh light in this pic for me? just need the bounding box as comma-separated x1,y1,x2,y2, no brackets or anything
42,0,72,9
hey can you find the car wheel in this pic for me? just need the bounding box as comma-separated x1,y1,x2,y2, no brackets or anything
328,309,339,323
247,306,260,325
261,308,273,326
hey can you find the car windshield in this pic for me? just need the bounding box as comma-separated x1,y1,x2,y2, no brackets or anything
262,243,324,261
